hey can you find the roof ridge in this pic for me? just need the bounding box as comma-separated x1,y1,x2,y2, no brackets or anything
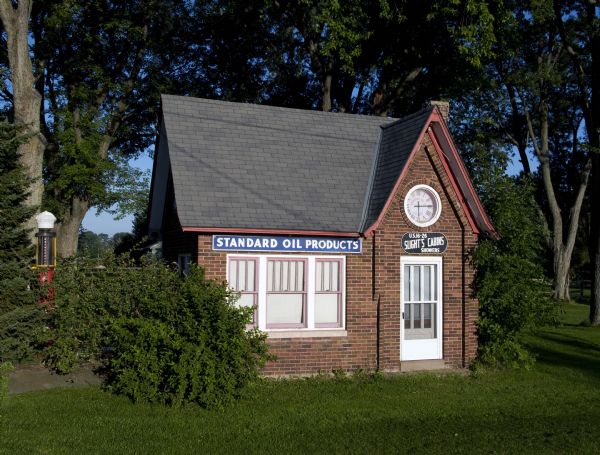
380,106,433,130
358,127,385,232
161,94,396,125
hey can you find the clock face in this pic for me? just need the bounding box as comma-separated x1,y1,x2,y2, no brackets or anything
404,185,442,227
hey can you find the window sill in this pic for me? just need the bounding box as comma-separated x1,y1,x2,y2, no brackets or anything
267,329,347,339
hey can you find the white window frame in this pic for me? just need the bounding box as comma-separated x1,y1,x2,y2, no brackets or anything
226,254,347,338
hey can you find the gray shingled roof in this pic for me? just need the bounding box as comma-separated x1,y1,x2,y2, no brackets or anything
160,95,400,232
360,109,432,230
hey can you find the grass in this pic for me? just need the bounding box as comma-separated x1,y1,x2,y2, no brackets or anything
1,304,599,454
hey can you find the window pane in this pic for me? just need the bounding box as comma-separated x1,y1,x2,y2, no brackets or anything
246,260,255,292
239,260,246,291
296,261,304,291
316,261,323,291
276,261,282,291
404,303,410,330
315,294,339,324
267,294,304,325
331,261,339,291
229,260,238,289
238,293,254,309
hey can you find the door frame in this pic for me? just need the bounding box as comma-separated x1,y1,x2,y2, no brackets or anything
400,255,443,361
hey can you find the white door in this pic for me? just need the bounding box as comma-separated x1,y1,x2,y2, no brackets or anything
400,256,443,361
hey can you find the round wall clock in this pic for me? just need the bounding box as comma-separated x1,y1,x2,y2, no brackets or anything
404,184,442,227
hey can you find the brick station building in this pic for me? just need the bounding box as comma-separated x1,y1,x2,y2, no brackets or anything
148,95,495,374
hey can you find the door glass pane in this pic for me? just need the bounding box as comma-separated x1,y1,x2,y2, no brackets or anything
404,266,410,301
424,303,432,329
403,262,438,340
424,266,431,301
413,303,421,329
411,266,420,301
432,264,437,300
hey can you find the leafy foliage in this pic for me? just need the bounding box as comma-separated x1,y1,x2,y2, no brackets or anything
472,175,558,368
45,256,271,408
0,122,45,362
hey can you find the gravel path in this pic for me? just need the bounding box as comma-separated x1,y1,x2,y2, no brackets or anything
7,363,102,395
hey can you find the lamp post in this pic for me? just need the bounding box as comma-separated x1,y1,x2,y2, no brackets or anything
35,211,57,304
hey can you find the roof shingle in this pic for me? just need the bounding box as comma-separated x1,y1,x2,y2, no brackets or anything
160,95,400,233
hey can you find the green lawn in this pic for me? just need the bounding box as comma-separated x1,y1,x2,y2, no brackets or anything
2,304,599,454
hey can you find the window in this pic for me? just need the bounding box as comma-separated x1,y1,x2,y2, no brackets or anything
228,257,258,326
177,254,191,276
226,255,346,335
267,259,307,328
315,259,342,328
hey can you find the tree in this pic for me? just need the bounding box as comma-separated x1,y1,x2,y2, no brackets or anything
452,0,593,300
452,105,557,368
1,0,189,257
77,229,113,258
0,121,42,362
0,0,45,238
552,0,598,323
185,1,490,117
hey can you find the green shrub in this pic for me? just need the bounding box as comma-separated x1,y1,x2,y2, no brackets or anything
46,256,271,408
472,177,559,369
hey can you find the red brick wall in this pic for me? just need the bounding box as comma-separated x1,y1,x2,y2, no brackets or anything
196,236,377,375
164,135,480,374
374,135,479,371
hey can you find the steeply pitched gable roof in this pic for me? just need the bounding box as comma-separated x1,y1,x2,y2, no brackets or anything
360,108,432,232
158,95,393,233
150,95,494,237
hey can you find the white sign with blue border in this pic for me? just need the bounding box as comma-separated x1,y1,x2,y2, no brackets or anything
212,235,362,254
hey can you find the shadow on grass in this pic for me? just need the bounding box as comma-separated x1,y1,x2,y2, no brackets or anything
529,331,600,380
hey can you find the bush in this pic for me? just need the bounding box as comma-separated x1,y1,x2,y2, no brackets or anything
46,256,271,408
472,177,559,369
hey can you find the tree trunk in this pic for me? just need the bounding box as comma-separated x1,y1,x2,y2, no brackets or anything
55,197,89,258
589,27,600,325
321,73,332,112
553,248,571,300
591,206,600,323
0,0,45,241
523,95,590,301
